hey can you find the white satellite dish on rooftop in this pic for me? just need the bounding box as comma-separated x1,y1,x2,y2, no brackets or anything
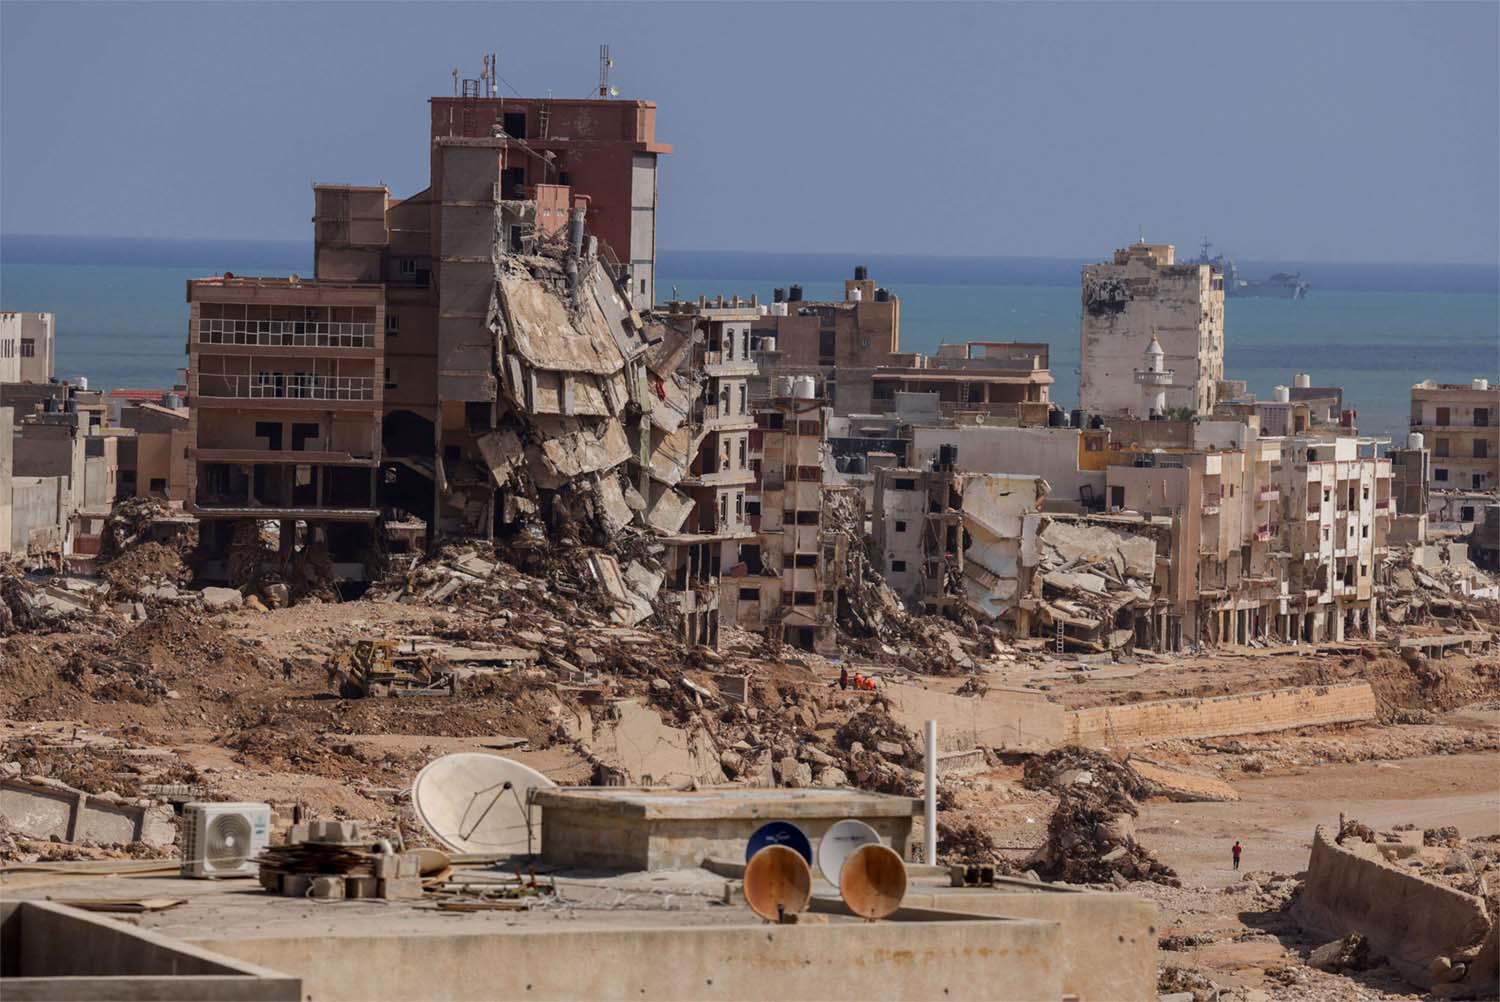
817,818,881,885
411,753,556,855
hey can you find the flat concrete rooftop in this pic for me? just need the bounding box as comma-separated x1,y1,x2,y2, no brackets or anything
3,866,1105,1001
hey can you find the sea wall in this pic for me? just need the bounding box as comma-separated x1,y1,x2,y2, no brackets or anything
1064,682,1377,748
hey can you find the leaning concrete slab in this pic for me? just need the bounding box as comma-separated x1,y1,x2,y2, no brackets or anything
533,787,920,870
1291,825,1492,988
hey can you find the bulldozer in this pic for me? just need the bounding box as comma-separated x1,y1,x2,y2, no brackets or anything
324,638,457,698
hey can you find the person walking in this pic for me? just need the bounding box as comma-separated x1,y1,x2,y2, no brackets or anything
1232,840,1242,871
839,666,849,691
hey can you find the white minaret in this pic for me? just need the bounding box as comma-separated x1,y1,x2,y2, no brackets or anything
1133,334,1174,418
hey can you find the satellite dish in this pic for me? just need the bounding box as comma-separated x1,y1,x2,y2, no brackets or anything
817,818,881,885
745,820,813,865
839,843,907,920
411,753,556,855
743,845,813,922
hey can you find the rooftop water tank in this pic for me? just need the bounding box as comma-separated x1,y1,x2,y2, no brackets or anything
1408,432,1425,450
849,287,862,302
774,376,795,398
164,392,184,409
1274,385,1290,403
761,336,778,352
1473,378,1490,391
875,288,890,302
854,265,868,281
792,375,817,399
773,288,786,303
789,284,804,303
1293,373,1311,389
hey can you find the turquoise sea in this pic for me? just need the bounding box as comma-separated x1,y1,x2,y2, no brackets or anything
1,236,1495,442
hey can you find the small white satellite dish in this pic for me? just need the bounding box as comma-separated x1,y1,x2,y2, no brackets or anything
817,818,881,885
411,753,556,855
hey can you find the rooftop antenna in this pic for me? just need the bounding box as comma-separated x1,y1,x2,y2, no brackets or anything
452,68,459,97
481,53,498,98
598,44,617,98
1138,224,1145,245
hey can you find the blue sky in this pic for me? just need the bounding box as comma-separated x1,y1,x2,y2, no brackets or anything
2,2,1496,263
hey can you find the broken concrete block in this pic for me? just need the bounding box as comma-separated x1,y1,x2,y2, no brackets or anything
875,741,905,759
345,876,379,899
280,874,312,898
816,767,849,788
778,756,813,789
309,876,346,900
200,587,243,612
799,745,835,767
377,877,423,900
307,820,363,844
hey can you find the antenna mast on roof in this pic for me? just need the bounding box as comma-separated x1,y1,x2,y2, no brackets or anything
481,53,498,98
598,44,616,98
452,68,459,97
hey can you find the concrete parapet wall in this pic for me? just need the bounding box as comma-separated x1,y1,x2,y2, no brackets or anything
2,901,299,1001
1292,826,1492,987
1064,682,1377,747
199,915,1064,1001
902,883,1157,1001
883,681,1065,752
540,807,913,871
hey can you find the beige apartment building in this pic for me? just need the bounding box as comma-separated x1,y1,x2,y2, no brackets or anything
0,312,57,384
723,389,846,652
1411,379,1499,492
186,275,385,573
1274,436,1392,642
1080,242,1225,417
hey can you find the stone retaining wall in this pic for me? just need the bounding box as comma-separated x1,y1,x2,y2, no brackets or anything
1064,682,1377,747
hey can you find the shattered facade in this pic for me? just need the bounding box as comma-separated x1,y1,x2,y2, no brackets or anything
1080,242,1225,417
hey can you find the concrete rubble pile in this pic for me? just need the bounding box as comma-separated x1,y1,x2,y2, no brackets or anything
0,558,100,635
0,732,187,864
1381,540,1500,631
828,491,1001,674
225,520,339,607
1020,746,1180,886
1031,519,1156,653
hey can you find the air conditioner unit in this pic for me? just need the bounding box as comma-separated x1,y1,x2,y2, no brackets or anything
181,802,272,879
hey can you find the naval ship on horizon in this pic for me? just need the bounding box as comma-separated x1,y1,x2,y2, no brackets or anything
1190,239,1311,299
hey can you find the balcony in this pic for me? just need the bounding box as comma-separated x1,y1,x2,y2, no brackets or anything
196,373,376,404
196,318,376,350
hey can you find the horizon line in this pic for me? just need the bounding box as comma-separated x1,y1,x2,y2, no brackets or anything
2,232,1498,270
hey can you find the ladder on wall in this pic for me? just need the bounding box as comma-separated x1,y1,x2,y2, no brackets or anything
1054,620,1064,655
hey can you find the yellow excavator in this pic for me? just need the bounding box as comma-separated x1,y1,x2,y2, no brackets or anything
324,638,457,698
